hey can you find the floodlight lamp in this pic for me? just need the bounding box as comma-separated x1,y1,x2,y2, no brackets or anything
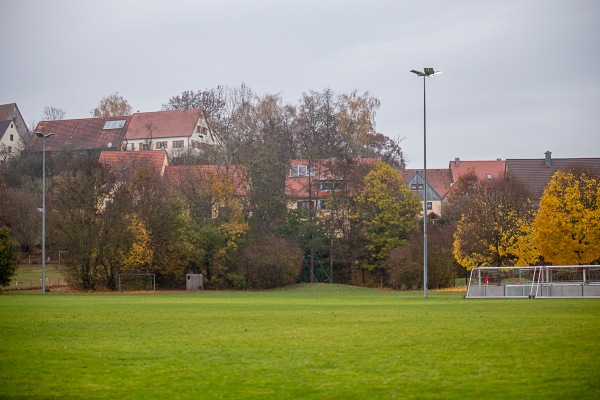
411,68,441,77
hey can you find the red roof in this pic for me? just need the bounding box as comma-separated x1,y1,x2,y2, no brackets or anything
99,150,168,178
30,116,131,152
164,164,248,196
449,159,506,182
125,109,203,140
0,103,17,121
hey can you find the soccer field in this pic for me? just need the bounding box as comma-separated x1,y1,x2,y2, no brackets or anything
1,284,598,399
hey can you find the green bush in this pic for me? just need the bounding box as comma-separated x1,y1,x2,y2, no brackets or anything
0,226,18,288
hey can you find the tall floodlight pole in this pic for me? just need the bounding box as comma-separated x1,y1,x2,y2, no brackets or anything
35,131,54,294
410,68,441,298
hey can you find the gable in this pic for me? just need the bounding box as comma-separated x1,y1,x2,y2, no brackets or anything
402,168,453,201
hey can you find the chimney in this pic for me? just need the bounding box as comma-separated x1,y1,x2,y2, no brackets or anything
544,151,552,168
455,157,460,166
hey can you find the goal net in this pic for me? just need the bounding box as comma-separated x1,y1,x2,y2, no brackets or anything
118,273,156,292
466,265,600,298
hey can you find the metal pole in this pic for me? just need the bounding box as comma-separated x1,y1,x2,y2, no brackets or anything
41,135,46,295
423,75,428,298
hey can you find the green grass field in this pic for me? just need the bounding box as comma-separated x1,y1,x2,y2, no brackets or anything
1,285,598,399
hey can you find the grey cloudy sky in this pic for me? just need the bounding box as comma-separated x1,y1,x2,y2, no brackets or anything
1,0,598,168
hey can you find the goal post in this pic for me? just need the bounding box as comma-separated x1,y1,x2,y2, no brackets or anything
466,265,600,299
118,273,156,292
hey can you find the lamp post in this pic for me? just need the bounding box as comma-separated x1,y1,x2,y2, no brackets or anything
410,68,441,298
35,131,54,294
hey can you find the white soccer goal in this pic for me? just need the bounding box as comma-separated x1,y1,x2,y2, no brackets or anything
466,265,600,298
118,273,156,292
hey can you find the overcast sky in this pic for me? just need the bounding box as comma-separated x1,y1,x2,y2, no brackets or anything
1,0,598,168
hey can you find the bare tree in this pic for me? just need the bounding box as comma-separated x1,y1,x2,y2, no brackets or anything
43,106,66,121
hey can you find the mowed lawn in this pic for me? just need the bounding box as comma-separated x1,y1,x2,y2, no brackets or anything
1,285,598,399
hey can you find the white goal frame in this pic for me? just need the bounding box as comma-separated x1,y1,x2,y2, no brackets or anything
466,265,600,299
118,273,156,292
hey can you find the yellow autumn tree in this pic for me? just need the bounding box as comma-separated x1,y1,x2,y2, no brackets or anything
534,169,600,265
122,213,153,272
453,173,536,270
354,162,421,270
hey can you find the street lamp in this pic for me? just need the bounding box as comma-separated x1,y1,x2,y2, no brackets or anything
35,131,54,294
410,68,441,298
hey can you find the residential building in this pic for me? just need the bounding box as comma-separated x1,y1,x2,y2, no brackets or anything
402,169,453,218
30,116,132,153
0,103,28,162
99,150,169,179
30,109,217,159
506,151,600,200
449,157,506,182
122,109,217,157
285,158,379,213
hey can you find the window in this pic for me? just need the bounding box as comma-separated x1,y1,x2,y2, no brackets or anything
297,200,313,211
427,202,433,210
197,126,208,138
7,146,12,154
486,174,493,180
317,199,328,210
142,143,150,150
319,180,345,192
173,140,184,149
103,120,126,130
9,134,14,141
290,165,315,177
411,183,424,190
155,141,168,150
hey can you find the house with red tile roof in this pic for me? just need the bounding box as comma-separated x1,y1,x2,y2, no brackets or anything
99,150,169,179
122,109,217,157
448,157,506,182
401,169,454,218
30,109,218,160
31,116,132,153
285,158,379,213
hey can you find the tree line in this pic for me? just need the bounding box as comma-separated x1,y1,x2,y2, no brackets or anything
1,85,598,290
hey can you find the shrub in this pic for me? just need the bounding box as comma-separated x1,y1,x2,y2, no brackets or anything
384,224,456,290
0,226,18,288
234,233,303,289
